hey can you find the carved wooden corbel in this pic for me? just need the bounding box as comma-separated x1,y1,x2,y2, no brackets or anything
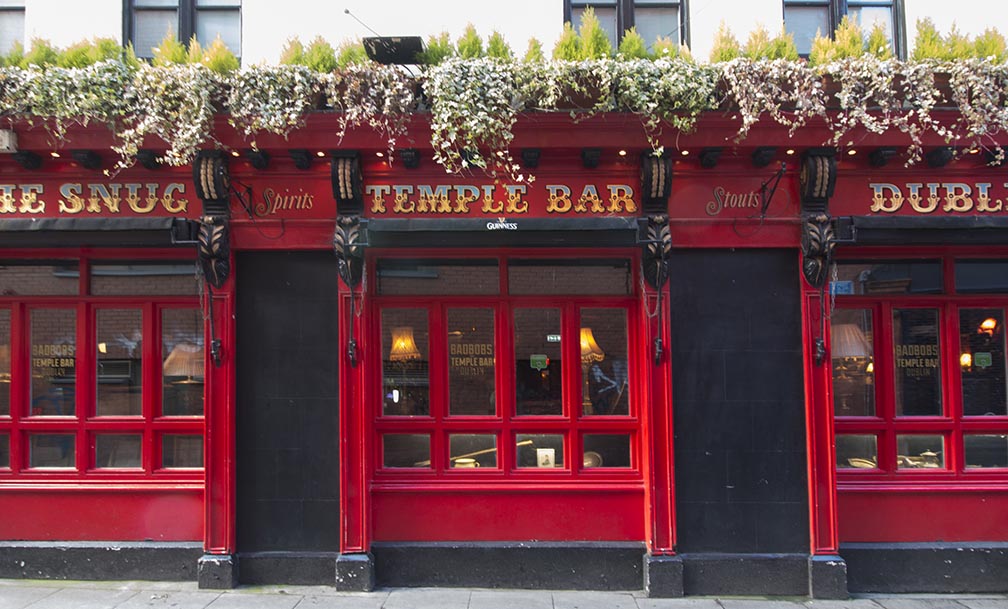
333,215,364,288
642,214,671,290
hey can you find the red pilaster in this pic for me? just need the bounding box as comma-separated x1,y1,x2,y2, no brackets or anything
339,285,368,553
642,284,676,554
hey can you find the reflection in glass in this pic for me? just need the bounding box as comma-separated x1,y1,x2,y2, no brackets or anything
955,260,1008,294
833,261,941,295
96,309,142,416
581,309,629,416
515,308,562,416
29,433,75,468
896,434,944,469
960,308,1007,416
91,262,199,296
383,434,430,468
162,309,204,416
95,434,142,468
0,309,9,417
516,434,564,468
0,262,78,296
0,434,8,468
509,259,631,295
831,309,875,416
448,308,495,416
377,259,499,295
162,434,202,468
30,309,76,416
836,434,878,469
449,434,497,468
583,433,631,468
382,309,429,416
964,434,1008,468
893,309,942,417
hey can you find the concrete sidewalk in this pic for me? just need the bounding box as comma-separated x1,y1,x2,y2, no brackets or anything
0,579,1006,609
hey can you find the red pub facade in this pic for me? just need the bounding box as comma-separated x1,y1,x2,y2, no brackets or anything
0,110,1006,597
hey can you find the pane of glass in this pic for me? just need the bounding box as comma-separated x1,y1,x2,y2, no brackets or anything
377,259,498,295
0,10,24,55
583,433,630,468
893,308,942,417
29,433,74,468
30,309,76,416
896,434,944,469
0,309,9,417
581,308,629,416
833,261,942,295
0,262,78,295
134,9,177,58
515,308,562,416
91,262,199,296
195,8,241,54
95,434,142,468
96,309,142,416
509,259,631,295
383,434,430,468
0,433,8,468
516,433,564,468
162,434,202,468
635,6,679,49
449,434,497,468
382,309,429,416
848,6,893,42
162,309,204,416
964,434,1008,468
196,0,240,6
135,0,179,7
448,308,495,416
960,308,1007,416
573,6,617,48
831,309,875,416
836,435,878,469
784,5,829,56
955,260,1008,293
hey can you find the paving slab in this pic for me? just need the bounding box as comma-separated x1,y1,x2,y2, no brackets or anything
0,585,59,609
720,600,807,609
552,590,640,609
115,590,222,609
633,598,724,609
206,591,301,609
383,587,472,609
805,600,884,609
468,589,554,609
16,587,139,609
293,594,388,609
955,602,1008,609
872,600,969,609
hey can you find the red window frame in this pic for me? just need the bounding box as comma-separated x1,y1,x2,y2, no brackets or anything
369,251,643,485
832,247,1008,486
0,250,204,483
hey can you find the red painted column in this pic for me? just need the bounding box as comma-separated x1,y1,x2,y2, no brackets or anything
203,252,237,555
339,284,368,553
642,284,676,554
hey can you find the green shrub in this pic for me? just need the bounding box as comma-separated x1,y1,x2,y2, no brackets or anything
419,31,454,65
809,15,866,64
24,38,60,67
122,42,142,70
618,28,649,59
974,28,1007,62
945,25,973,60
742,25,773,59
279,37,305,65
201,36,239,73
579,7,612,59
336,40,368,68
522,37,545,63
553,21,582,60
457,23,483,59
186,36,203,64
152,29,188,66
303,36,337,72
808,30,833,65
912,18,945,60
3,40,24,68
486,31,512,60
768,26,799,60
865,22,893,59
58,40,92,68
709,21,741,62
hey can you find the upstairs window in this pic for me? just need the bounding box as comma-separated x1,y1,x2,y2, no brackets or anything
127,0,241,60
566,0,687,50
0,0,24,55
783,0,904,58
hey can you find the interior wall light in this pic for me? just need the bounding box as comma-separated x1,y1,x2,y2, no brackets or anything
979,317,998,335
389,327,422,362
831,323,873,377
580,327,605,415
163,343,205,384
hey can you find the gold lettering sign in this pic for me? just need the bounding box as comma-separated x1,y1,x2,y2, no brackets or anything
0,183,189,216
706,186,760,216
366,183,637,216
449,342,494,376
870,182,1008,214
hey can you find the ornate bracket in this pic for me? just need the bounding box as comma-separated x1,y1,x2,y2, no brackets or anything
798,150,837,288
640,153,673,215
193,150,232,288
641,214,671,290
800,213,835,289
333,215,365,288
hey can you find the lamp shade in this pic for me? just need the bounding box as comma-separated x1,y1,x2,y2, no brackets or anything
0,343,9,381
831,324,870,359
163,343,204,381
389,326,422,362
580,327,605,364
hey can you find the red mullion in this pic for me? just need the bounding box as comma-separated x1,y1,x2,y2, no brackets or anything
496,298,514,477
876,300,897,473
74,300,91,478
564,302,581,478
144,302,158,475
944,303,963,474
429,304,447,474
8,302,24,474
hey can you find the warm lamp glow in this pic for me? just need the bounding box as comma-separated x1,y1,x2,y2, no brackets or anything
0,343,9,382
163,343,204,383
980,317,998,335
389,326,422,362
960,352,973,368
580,328,605,364
831,324,870,359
